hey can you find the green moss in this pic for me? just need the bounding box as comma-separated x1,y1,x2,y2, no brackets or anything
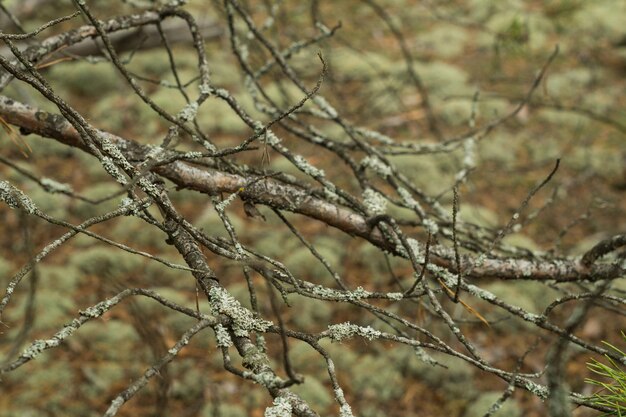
195,205,245,238
27,186,69,219
403,351,476,398
79,362,127,397
75,319,141,361
291,376,334,409
48,61,122,98
458,204,500,228
414,61,471,96
329,47,397,79
502,233,541,252
283,236,346,284
196,94,256,134
69,246,143,278
169,359,206,400
38,265,82,292
287,294,332,330
440,99,473,126
351,354,404,402
416,24,468,59
389,153,455,195
0,256,14,280
70,182,122,218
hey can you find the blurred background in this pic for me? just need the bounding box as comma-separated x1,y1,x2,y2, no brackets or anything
0,0,625,416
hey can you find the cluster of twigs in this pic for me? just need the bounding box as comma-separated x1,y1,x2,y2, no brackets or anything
0,1,624,416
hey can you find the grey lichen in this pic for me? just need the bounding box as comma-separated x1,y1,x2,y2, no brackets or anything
80,298,116,318
177,101,199,122
422,218,439,235
209,287,272,337
41,178,74,194
0,181,38,214
327,322,382,342
363,188,387,215
361,155,392,178
333,387,355,417
215,192,238,212
214,323,233,348
264,397,292,417
293,155,325,178
312,96,338,119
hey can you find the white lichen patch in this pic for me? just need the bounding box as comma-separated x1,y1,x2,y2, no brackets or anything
463,137,476,169
327,322,382,342
312,96,338,119
177,101,199,122
293,155,325,178
215,323,233,348
263,129,282,146
386,292,404,301
356,127,396,144
41,178,73,194
264,396,292,417
363,188,387,215
209,287,272,337
397,186,424,215
215,192,239,212
361,155,392,178
414,347,439,366
0,181,38,214
422,218,439,235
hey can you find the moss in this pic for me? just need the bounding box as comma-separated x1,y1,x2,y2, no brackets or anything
48,61,122,98
502,233,541,252
79,362,127,397
458,204,500,228
69,246,143,278
414,61,471,96
169,359,205,400
75,319,141,361
546,68,595,100
195,205,245,238
403,351,476,399
283,237,346,284
483,280,559,318
0,256,14,281
70,182,123,218
416,24,469,59
27,186,69,219
351,354,404,402
291,376,334,409
20,361,75,410
287,294,332,330
440,99,473,126
571,2,626,41
463,392,523,417
196,94,256,134
38,265,82,292
329,47,397,79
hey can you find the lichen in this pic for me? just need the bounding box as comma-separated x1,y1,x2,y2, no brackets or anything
0,181,38,214
209,287,272,337
41,178,73,194
177,101,199,122
214,324,233,348
293,155,325,178
361,156,392,178
363,188,387,215
327,322,382,342
264,396,292,417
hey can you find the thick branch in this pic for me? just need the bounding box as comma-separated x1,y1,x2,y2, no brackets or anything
0,95,623,283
